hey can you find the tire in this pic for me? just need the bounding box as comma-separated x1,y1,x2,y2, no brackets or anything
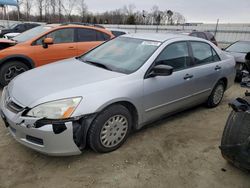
221,109,250,170
222,97,250,146
235,74,242,83
0,61,29,86
88,104,132,153
206,81,225,108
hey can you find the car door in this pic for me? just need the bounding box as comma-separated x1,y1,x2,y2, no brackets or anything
143,41,198,122
32,28,77,66
188,41,222,101
76,28,110,56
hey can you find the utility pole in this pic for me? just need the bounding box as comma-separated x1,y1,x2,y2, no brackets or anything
17,0,20,21
215,19,219,37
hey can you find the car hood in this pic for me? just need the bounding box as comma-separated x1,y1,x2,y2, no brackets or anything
0,38,16,44
8,58,125,106
226,51,246,63
0,38,17,50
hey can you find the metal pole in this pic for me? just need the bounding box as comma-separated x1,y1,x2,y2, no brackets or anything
214,19,219,37
17,0,20,21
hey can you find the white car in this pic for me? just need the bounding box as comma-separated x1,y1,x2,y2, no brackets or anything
0,33,236,156
3,32,20,39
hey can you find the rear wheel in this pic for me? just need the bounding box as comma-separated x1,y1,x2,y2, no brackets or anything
206,81,225,108
88,104,132,153
0,61,29,86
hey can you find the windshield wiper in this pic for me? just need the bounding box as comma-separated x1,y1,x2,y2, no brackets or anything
80,59,113,71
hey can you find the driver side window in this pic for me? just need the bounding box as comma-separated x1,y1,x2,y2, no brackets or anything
35,28,74,45
156,42,191,71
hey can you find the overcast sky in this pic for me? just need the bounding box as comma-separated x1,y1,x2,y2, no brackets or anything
84,0,250,23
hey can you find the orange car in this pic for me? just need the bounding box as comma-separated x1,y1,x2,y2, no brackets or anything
0,24,114,86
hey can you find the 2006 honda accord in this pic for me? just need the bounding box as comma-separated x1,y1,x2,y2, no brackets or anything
0,33,236,156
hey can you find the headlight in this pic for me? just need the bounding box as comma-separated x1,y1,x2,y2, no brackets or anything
26,97,82,119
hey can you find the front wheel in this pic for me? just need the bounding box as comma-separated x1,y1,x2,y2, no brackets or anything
0,61,29,86
88,104,132,153
206,81,225,108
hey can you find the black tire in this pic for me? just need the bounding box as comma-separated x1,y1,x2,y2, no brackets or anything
206,81,225,108
0,61,29,86
221,109,250,170
235,74,242,83
88,104,132,153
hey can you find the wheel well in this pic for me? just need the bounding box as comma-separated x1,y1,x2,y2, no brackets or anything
219,77,228,89
0,57,33,69
106,101,139,130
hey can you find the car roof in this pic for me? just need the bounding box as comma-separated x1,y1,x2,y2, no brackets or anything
121,33,202,42
44,23,110,32
110,29,129,33
41,24,113,36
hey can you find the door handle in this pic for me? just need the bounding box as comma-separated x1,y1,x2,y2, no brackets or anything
183,74,194,80
215,65,222,71
68,46,76,50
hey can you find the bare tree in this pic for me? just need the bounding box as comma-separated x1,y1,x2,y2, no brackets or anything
57,0,62,22
172,12,185,25
12,2,186,25
23,0,33,21
151,5,163,25
50,0,56,17
77,0,87,22
44,0,50,22
62,0,77,22
166,10,173,24
36,0,44,21
16,0,23,20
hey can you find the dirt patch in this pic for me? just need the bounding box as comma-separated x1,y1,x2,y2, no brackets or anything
0,84,249,188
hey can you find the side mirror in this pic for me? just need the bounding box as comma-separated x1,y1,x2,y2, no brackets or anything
42,38,54,48
245,52,250,61
148,64,173,78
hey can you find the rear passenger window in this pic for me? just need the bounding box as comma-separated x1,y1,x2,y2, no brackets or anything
156,42,191,71
77,28,96,42
77,29,110,42
96,31,110,41
191,42,220,65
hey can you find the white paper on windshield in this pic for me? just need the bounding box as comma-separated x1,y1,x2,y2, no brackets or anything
141,41,161,47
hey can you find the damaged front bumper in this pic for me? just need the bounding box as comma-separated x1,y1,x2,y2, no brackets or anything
0,93,95,156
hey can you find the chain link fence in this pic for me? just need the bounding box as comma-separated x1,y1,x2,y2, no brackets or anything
105,24,250,48
0,20,249,48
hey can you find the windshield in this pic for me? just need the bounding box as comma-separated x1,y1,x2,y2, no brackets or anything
13,25,52,43
80,37,161,74
9,23,18,29
226,41,250,54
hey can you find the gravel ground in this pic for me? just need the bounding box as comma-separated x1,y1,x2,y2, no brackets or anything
0,84,249,188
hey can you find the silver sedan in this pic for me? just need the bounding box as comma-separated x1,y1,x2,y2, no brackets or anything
0,33,236,156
